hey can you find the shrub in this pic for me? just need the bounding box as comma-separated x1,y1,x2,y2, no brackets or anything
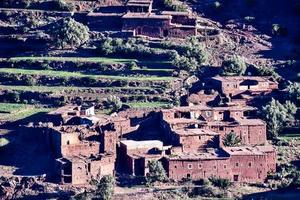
262,99,297,139
287,82,300,104
146,160,167,186
222,131,242,147
50,17,89,49
221,55,247,76
53,0,76,11
163,0,187,12
104,95,122,112
93,175,115,200
208,176,232,190
255,66,280,80
23,76,36,86
272,24,288,36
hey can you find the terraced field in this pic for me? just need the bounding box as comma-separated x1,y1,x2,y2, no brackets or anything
0,56,181,111
0,103,52,121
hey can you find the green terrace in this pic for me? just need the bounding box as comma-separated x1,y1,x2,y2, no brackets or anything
8,56,137,64
0,68,176,81
0,85,156,93
126,102,170,108
6,57,175,69
0,103,52,121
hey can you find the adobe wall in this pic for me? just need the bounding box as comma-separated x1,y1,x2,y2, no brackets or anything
172,134,219,151
61,142,100,157
167,27,197,38
202,124,266,146
72,161,89,185
100,131,117,153
167,158,231,181
228,155,267,182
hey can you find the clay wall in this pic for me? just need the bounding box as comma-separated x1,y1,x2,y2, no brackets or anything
168,158,231,181
228,154,267,182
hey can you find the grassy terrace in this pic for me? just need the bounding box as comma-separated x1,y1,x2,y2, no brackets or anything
0,103,52,121
0,85,154,92
0,68,176,81
8,57,137,64
126,102,170,108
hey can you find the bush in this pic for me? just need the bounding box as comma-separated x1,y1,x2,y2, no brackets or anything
104,95,122,112
222,131,242,147
255,66,280,80
163,0,187,12
272,24,288,36
287,82,300,104
53,0,76,11
146,160,168,186
94,175,115,200
50,17,89,49
221,55,247,76
262,99,297,139
208,176,232,190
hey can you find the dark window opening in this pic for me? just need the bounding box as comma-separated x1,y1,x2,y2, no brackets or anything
234,175,239,182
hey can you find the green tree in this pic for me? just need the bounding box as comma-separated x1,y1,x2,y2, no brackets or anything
172,55,198,72
105,95,122,112
222,131,242,147
256,66,280,80
209,176,232,190
287,82,300,103
262,99,297,139
221,55,247,76
95,175,115,200
146,160,167,186
50,17,89,49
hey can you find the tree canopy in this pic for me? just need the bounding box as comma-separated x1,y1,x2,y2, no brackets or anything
221,55,247,76
222,131,242,147
95,175,115,200
262,99,297,139
146,160,167,186
50,17,89,49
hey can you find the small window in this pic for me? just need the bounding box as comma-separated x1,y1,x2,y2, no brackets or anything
188,164,193,169
219,127,224,131
235,163,239,167
66,140,70,145
198,164,202,169
224,164,227,169
174,165,177,168
248,162,252,167
234,175,239,182
199,136,202,140
213,165,217,170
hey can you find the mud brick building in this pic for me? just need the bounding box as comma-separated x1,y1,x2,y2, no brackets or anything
87,0,198,38
122,12,197,38
55,153,115,185
166,129,220,151
119,140,167,176
166,146,275,182
204,76,278,97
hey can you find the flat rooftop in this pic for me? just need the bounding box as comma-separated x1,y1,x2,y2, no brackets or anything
122,13,171,19
161,105,256,113
161,11,190,16
210,76,276,83
120,140,163,150
169,148,229,160
173,128,219,136
223,146,265,156
48,105,79,115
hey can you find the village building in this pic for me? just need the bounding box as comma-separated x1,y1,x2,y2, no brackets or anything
119,140,169,176
55,153,115,185
166,146,276,182
87,0,198,38
121,12,197,38
204,76,279,97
